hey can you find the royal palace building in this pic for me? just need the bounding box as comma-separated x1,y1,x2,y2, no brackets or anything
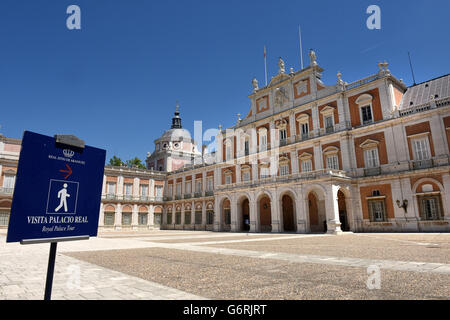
1,51,450,234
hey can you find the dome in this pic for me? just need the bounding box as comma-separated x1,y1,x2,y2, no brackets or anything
160,128,192,142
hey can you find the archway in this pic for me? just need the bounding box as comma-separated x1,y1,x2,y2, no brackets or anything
282,194,295,232
338,190,349,231
307,191,326,232
241,198,250,231
221,198,231,231
259,195,272,232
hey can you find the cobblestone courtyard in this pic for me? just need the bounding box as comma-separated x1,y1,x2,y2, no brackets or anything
0,231,449,300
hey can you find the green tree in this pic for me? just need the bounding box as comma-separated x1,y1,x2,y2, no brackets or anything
126,157,146,169
108,155,123,167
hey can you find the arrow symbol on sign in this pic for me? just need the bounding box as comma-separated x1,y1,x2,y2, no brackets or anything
59,164,73,179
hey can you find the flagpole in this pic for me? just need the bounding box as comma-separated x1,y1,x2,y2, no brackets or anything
264,46,268,86
299,26,304,70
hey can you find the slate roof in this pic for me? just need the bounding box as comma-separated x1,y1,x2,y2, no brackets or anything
400,74,450,109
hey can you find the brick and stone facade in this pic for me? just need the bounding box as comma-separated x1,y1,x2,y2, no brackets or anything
1,52,449,233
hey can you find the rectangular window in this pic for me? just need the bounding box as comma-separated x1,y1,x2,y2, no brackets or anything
325,115,333,128
154,213,161,225
361,105,373,124
167,212,172,224
412,138,431,161
301,123,309,139
107,183,116,195
104,212,115,226
167,185,173,197
226,144,232,161
420,196,441,220
176,183,181,196
260,167,270,179
155,186,163,197
195,180,202,193
195,211,202,224
175,212,182,224
207,177,213,191
124,184,132,195
364,148,380,168
224,209,231,225
0,211,9,226
301,159,313,173
242,170,251,182
225,175,232,185
368,200,386,222
244,140,250,155
279,129,287,141
122,213,132,225
280,164,290,176
140,185,148,197
184,211,191,225
185,181,191,194
3,175,15,189
326,155,339,170
138,213,148,225
260,134,267,151
207,210,214,225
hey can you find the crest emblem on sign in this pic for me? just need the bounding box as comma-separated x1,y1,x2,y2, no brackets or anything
63,149,75,158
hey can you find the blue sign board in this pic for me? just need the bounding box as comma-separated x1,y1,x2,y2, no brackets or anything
7,131,106,243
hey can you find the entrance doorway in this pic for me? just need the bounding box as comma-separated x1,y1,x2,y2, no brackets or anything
282,195,295,232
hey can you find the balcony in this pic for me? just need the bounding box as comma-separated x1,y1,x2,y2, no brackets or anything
104,194,116,200
325,126,334,134
364,167,381,176
279,139,287,147
123,194,133,201
154,196,164,202
175,195,182,200
164,196,173,201
205,191,214,197
194,192,203,198
184,193,192,200
0,187,14,195
411,159,433,170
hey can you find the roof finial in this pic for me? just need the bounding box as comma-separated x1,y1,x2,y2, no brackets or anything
175,100,180,113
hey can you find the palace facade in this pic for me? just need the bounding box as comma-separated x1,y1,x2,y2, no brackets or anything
1,51,450,233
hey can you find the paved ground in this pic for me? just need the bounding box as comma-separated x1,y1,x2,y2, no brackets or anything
0,230,449,300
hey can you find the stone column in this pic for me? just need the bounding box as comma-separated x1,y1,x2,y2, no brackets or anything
249,199,258,232
296,188,307,233
202,200,207,227
117,176,124,198
98,203,104,228
290,150,299,174
430,113,447,157
214,197,220,231
340,133,352,172
115,204,122,230
132,204,138,230
148,204,154,228
325,184,342,234
442,173,450,221
337,94,346,130
313,142,323,170
289,112,296,142
271,194,281,233
133,178,140,200
181,202,185,228
312,104,320,137
230,195,238,232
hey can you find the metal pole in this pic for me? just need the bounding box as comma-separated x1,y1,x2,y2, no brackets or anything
44,242,58,300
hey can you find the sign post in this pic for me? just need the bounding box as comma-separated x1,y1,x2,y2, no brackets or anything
6,131,106,300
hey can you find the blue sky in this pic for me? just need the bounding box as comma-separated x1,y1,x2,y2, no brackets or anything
1,0,449,163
